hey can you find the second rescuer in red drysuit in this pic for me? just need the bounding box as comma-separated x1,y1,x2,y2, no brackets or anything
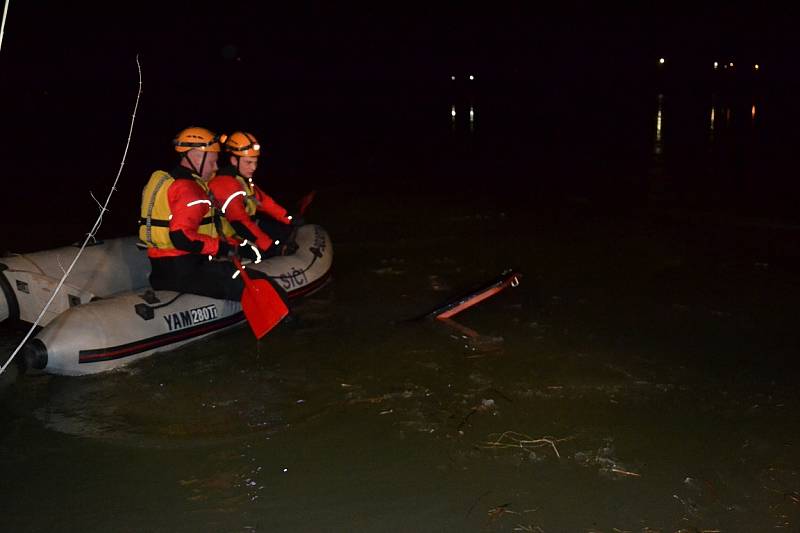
139,127,284,302
209,131,302,263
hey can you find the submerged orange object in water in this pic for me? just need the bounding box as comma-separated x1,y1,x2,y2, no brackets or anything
424,270,522,320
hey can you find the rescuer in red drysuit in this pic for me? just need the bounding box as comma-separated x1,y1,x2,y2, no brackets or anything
209,131,302,263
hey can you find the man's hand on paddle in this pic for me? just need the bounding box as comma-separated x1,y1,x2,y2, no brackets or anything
287,213,305,227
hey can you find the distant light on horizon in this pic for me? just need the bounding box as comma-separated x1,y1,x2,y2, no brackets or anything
469,106,474,122
469,74,475,81
451,105,456,119
729,62,734,68
659,57,665,65
714,61,719,69
754,64,760,71
451,75,455,81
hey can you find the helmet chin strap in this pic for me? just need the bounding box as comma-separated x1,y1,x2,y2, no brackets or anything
183,151,208,177
182,153,199,175
199,151,208,177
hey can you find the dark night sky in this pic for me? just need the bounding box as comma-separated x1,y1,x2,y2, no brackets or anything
3,3,797,85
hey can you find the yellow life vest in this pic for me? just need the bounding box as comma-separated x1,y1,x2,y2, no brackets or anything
239,175,260,216
139,170,217,249
218,174,260,239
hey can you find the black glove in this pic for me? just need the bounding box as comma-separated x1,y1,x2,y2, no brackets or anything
287,214,305,227
237,242,268,263
216,240,233,258
265,239,284,257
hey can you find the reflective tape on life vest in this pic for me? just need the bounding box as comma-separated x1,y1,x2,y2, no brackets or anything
139,170,218,250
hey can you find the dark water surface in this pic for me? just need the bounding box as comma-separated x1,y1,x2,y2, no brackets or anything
3,78,800,531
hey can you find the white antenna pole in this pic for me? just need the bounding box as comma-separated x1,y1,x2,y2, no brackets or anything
0,55,143,376
0,0,10,53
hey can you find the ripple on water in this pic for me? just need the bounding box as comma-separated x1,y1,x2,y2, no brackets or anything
19,329,337,449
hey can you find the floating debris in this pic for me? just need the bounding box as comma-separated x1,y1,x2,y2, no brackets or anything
428,274,451,292
371,266,406,276
610,467,641,478
480,430,569,459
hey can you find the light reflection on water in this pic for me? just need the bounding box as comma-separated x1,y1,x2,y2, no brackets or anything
709,103,715,135
450,103,476,133
653,93,664,156
641,83,788,219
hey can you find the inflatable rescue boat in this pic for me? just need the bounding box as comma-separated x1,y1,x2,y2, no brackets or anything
0,224,332,376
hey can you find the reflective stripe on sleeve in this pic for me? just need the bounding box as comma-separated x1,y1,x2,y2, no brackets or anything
186,199,212,208
221,191,247,214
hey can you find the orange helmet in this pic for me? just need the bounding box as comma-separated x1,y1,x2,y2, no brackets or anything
223,131,261,157
173,127,223,153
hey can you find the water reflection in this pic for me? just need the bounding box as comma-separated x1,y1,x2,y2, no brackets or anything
708,95,759,139
710,106,716,134
653,93,664,156
469,105,475,132
709,94,719,140
26,326,337,449
707,101,757,131
648,93,667,201
449,104,477,132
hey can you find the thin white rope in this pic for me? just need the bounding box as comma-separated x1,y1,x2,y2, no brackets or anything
0,0,10,53
0,55,142,376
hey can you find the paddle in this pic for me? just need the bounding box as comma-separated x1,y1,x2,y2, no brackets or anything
297,189,316,216
232,256,289,339
408,269,522,321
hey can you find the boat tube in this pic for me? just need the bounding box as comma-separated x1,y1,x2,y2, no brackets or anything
1,225,332,376
0,236,151,325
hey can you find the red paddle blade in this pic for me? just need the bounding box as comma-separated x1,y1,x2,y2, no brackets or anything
297,190,316,216
241,279,289,339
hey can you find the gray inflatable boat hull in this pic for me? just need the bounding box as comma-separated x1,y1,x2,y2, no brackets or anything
2,225,332,376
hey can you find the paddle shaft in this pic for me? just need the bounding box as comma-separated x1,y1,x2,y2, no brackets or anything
298,190,316,216
231,256,253,286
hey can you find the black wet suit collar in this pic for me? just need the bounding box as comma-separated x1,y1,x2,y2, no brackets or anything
216,164,238,177
171,165,198,180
